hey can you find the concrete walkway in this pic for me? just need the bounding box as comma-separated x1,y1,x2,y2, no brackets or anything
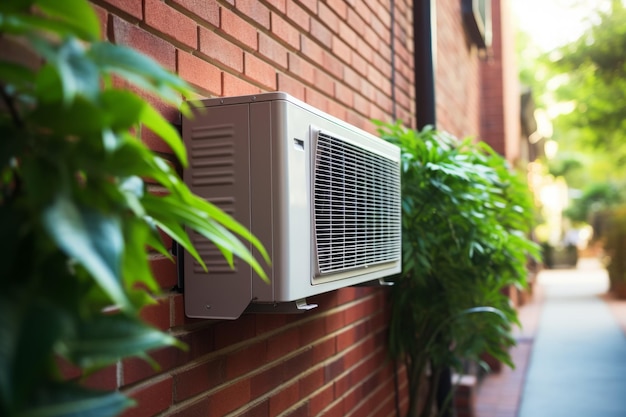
518,258,626,417
475,258,626,417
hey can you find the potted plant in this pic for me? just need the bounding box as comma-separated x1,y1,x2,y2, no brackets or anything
0,1,269,416
604,205,626,298
377,122,539,417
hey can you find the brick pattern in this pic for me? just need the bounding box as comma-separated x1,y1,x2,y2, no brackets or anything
99,0,415,135
88,0,513,416
435,0,481,139
480,0,520,163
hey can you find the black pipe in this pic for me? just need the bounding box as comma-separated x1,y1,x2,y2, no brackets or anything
413,0,436,129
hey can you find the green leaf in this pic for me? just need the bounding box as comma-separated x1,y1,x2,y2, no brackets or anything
29,97,105,135
0,60,35,91
89,42,191,106
54,38,100,104
58,314,185,369
99,90,145,132
121,218,160,295
139,104,188,166
36,0,100,41
42,196,131,312
21,382,133,417
143,194,269,281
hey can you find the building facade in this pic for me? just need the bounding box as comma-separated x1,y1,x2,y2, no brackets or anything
82,1,521,415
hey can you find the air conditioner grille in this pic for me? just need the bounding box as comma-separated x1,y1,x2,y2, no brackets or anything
313,130,401,275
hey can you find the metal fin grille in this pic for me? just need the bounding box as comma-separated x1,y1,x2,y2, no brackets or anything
313,130,401,275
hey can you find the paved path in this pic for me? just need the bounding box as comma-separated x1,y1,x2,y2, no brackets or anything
518,259,626,417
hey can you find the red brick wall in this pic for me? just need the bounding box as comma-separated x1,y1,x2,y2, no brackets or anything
434,0,482,139
86,1,518,415
480,0,521,162
91,1,413,416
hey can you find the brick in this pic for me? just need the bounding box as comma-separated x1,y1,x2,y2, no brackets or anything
139,296,171,330
297,0,316,14
309,18,332,47
226,341,268,379
238,399,270,417
277,73,305,101
318,3,339,34
331,35,351,64
270,382,299,415
171,293,187,327
168,398,210,417
149,254,178,289
255,314,288,335
286,1,310,31
265,0,286,13
220,7,258,50
299,368,324,397
177,51,221,95
208,379,251,416
326,0,348,19
322,50,343,79
304,87,330,113
334,82,354,107
222,72,262,96
236,0,270,29
173,358,226,401
324,356,344,383
144,0,197,49
214,314,256,349
199,27,244,72
122,341,192,386
282,349,314,381
271,12,300,49
300,36,324,63
347,7,367,37
298,317,326,345
258,32,288,69
309,385,334,416
251,364,284,397
101,0,142,20
267,326,300,360
82,364,118,391
170,0,220,27
338,20,358,48
244,53,276,89
93,4,108,41
111,16,176,71
121,377,172,417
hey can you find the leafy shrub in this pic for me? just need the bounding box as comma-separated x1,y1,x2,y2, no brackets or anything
377,122,539,417
0,1,268,416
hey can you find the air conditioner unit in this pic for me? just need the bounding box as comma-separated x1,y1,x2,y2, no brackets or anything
181,92,401,319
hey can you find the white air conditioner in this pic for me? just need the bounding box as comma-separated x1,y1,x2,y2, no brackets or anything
181,92,401,319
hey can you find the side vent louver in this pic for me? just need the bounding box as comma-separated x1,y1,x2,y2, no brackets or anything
313,130,402,277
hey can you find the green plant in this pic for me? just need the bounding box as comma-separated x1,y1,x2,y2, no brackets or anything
603,205,626,296
0,1,269,416
376,122,539,417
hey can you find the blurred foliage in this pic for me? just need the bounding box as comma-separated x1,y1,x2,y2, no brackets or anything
377,122,540,417
544,0,626,177
604,205,626,295
0,1,269,416
564,182,623,224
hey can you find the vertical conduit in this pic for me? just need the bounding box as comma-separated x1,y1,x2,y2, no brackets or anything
413,0,437,129
390,0,397,121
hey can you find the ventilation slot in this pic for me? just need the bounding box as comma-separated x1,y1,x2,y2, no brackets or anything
189,124,235,187
313,130,401,276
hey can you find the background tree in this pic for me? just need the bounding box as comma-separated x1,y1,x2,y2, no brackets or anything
522,0,626,230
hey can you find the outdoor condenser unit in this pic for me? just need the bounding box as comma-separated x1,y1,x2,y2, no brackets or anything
181,92,401,319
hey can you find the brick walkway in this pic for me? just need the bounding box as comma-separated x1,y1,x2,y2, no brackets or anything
474,280,544,417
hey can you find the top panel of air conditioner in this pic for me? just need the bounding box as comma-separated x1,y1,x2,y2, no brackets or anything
182,92,401,319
